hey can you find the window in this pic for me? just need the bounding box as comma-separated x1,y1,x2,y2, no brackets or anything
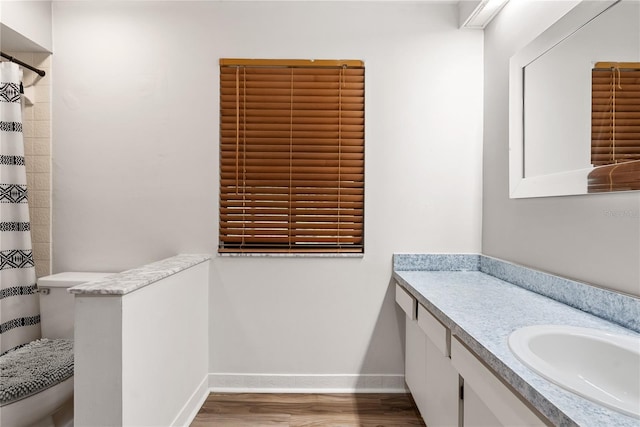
589,62,640,192
219,59,365,253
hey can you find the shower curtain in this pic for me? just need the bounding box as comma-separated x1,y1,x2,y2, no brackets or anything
0,62,40,355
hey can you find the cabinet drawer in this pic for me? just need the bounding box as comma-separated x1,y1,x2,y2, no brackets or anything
451,337,546,427
417,304,449,357
395,283,416,320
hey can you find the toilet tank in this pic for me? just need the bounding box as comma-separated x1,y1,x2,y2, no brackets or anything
37,272,112,340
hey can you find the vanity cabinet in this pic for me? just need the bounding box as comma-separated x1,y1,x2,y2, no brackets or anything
451,337,546,427
396,284,459,427
396,283,548,427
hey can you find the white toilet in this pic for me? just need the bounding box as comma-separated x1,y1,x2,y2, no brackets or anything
0,272,111,427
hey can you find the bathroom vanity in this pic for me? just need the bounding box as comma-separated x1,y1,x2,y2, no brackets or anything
393,254,640,427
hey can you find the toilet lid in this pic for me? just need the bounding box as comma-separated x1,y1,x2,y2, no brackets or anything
37,272,112,288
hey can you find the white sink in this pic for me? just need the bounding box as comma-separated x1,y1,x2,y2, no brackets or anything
508,325,640,419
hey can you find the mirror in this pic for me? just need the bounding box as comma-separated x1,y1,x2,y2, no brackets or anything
509,0,640,198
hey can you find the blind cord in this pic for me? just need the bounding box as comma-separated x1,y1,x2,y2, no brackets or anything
289,68,294,250
235,67,240,193
337,66,345,247
242,67,247,248
611,66,619,164
608,163,621,192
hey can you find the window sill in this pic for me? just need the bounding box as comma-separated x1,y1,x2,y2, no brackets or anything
217,252,364,258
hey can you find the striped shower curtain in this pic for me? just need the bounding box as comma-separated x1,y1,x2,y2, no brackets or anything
0,62,40,355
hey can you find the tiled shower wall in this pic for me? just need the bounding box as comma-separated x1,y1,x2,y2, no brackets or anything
9,52,52,278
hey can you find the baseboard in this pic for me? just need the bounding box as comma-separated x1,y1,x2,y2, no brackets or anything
172,374,210,427
209,373,408,393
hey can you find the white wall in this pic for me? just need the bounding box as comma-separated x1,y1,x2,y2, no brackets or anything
0,1,52,52
483,0,640,296
52,1,483,380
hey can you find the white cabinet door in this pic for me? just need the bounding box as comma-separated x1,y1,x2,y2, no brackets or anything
463,383,502,427
398,284,460,427
451,337,546,427
420,307,459,427
405,315,429,418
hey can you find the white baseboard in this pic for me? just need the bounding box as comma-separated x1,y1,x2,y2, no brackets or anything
208,373,408,393
172,374,210,427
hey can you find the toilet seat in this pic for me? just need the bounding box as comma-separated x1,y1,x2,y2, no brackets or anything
0,339,75,427
0,377,73,427
1,339,73,405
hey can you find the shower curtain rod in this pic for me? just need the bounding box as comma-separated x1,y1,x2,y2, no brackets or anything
0,51,46,77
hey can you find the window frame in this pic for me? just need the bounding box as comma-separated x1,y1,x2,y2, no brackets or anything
218,58,365,254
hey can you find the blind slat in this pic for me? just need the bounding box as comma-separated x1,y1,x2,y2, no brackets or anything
220,235,363,244
221,224,363,233
220,207,364,218
220,213,363,224
221,123,364,132
220,185,363,194
221,139,364,148
221,153,364,162
593,111,640,117
221,109,364,118
221,130,364,139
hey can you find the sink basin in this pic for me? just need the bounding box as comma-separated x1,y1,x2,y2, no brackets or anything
508,325,640,418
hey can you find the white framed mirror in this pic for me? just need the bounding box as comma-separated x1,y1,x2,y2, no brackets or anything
509,0,639,198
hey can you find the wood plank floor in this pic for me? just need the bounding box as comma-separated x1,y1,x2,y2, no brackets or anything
191,393,426,426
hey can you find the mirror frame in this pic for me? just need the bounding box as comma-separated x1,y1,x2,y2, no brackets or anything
509,0,620,198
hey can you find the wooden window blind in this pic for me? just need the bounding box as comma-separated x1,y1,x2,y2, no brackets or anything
589,62,640,192
219,59,365,253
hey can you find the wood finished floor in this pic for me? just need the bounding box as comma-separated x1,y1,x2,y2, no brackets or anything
190,393,426,427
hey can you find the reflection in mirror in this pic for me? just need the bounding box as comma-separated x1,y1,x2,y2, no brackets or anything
510,0,640,198
589,62,640,192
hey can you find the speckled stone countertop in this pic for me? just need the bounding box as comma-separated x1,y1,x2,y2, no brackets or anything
69,254,211,295
393,254,640,427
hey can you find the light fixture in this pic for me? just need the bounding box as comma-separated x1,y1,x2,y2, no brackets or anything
459,0,510,29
